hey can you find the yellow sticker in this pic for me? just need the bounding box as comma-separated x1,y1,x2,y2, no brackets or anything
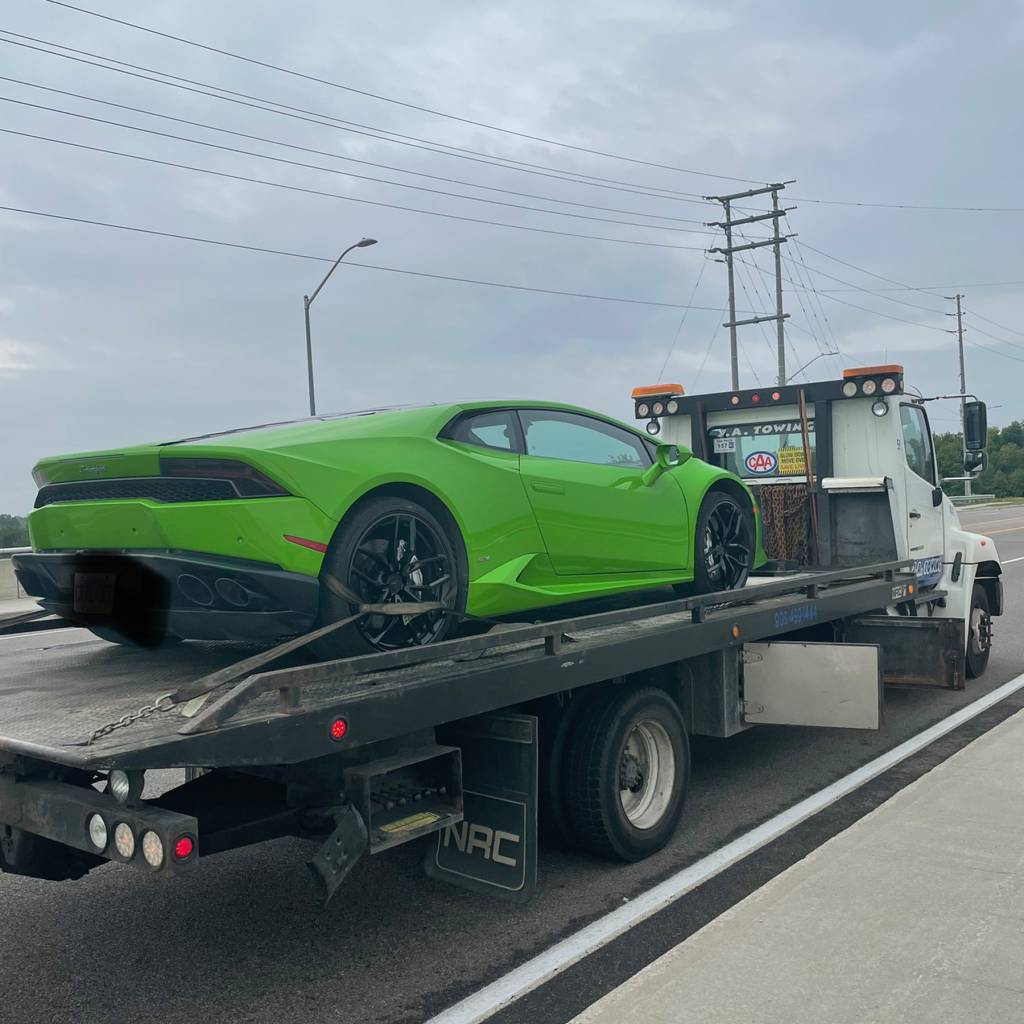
778,447,806,475
379,811,441,833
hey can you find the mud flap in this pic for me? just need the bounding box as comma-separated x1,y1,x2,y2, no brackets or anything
425,712,538,903
846,616,966,689
307,804,368,905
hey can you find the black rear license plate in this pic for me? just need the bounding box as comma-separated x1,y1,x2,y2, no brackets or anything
73,572,117,614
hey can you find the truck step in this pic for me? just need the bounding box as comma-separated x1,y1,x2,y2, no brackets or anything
345,744,462,853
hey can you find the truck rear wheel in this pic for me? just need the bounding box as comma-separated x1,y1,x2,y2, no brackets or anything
564,687,689,861
966,583,992,679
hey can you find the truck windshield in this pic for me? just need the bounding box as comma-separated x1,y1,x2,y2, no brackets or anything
708,419,815,480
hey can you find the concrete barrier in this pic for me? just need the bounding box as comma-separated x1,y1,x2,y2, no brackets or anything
0,548,29,600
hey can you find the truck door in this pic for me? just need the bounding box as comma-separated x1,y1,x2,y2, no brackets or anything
898,403,945,586
517,408,690,575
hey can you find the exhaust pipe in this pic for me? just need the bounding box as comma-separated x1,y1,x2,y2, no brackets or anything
177,574,214,607
214,578,252,608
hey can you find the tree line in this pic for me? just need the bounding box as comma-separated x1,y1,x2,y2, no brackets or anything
936,421,1024,498
0,514,29,548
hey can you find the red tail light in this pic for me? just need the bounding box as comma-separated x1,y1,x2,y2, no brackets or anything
160,458,289,497
329,718,348,742
173,835,195,860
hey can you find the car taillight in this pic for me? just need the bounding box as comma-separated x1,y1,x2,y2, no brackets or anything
159,458,289,497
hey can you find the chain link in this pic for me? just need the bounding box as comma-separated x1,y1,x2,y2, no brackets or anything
85,692,177,746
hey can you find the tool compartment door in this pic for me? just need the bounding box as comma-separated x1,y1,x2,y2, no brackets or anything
742,641,882,729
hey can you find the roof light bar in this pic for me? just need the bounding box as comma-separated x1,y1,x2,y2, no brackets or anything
631,383,684,399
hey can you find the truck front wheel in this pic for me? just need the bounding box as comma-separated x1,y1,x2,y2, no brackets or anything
966,583,992,679
564,687,689,861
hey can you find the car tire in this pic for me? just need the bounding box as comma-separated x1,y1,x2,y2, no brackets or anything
311,494,465,659
680,490,755,597
966,583,992,679
564,687,689,862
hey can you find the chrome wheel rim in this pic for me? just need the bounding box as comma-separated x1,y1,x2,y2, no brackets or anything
704,500,753,589
347,512,454,650
618,719,676,830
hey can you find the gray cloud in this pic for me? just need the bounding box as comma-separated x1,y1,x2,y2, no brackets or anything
2,0,1023,512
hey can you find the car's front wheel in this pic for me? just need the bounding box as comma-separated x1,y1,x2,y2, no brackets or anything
683,490,755,596
312,495,464,659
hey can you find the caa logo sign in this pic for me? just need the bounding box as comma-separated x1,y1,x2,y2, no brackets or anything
744,450,778,475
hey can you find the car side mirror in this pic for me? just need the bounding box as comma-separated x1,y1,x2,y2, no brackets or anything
932,486,943,507
963,401,987,452
641,444,691,486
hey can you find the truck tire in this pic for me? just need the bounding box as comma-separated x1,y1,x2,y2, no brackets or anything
312,495,464,658
966,583,992,679
679,490,755,597
564,687,689,861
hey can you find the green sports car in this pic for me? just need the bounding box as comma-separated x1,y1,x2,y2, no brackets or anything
14,401,764,654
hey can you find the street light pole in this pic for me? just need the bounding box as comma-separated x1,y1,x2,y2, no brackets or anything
303,236,377,416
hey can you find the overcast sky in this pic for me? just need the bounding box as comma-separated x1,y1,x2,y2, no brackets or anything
2,0,1023,513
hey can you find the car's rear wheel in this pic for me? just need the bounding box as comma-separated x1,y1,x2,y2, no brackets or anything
311,495,464,659
681,490,755,596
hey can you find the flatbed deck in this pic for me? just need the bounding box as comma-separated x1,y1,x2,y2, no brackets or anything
0,561,920,772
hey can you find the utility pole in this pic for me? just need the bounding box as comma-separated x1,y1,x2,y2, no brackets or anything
705,182,795,389
946,292,971,497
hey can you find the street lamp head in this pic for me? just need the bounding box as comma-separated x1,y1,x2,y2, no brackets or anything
357,238,378,248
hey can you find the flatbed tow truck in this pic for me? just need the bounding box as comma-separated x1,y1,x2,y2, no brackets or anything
0,366,1004,902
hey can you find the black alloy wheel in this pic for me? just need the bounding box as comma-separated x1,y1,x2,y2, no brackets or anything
687,492,755,595
347,510,455,650
313,495,464,659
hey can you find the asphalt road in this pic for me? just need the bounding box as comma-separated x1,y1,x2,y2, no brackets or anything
1,507,1022,1024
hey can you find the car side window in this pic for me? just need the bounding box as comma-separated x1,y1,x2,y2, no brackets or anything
900,404,936,484
519,410,651,467
447,410,519,452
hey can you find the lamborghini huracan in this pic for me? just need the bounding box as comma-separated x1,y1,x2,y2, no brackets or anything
14,401,764,654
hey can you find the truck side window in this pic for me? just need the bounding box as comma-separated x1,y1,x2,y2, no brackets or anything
900,404,936,484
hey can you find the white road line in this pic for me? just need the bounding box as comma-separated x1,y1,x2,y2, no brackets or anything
1001,555,1024,565
427,673,1024,1024
0,625,87,642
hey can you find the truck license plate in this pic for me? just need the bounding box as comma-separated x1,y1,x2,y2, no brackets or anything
73,572,117,614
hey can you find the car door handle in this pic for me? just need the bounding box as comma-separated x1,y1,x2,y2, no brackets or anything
909,510,922,519
530,481,565,495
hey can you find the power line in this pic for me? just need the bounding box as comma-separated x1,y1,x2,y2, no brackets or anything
812,281,1024,292
0,75,715,228
0,32,725,209
5,127,710,252
0,95,723,238
967,308,1024,340
0,203,761,313
45,0,763,186
656,232,718,381
797,242,942,296
790,195,1024,213
782,253,948,316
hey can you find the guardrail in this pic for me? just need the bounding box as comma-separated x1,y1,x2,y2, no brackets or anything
950,494,996,508
0,548,29,600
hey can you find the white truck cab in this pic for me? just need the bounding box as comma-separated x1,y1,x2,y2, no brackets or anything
632,364,1003,678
